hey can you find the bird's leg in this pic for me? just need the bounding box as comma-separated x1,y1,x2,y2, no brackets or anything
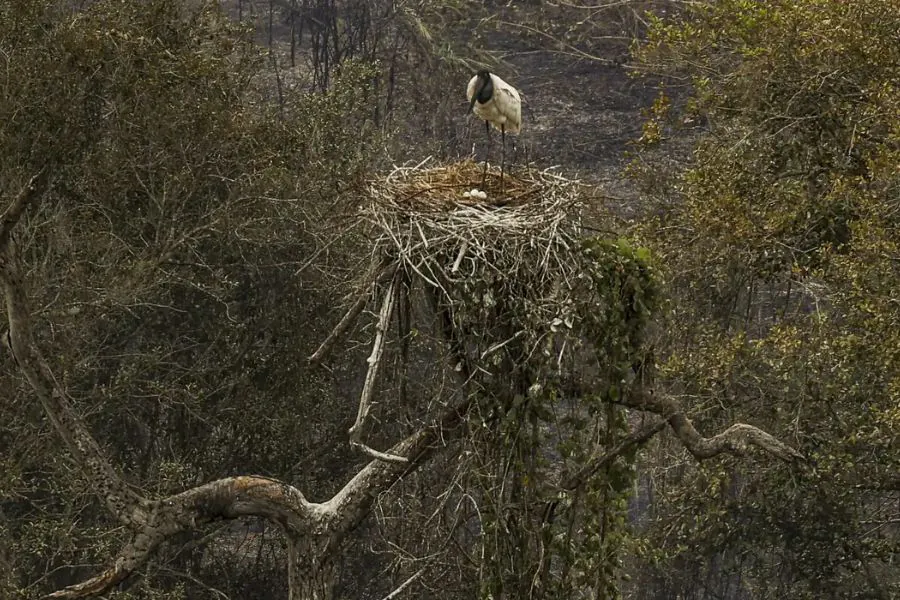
482,120,490,189
500,125,506,192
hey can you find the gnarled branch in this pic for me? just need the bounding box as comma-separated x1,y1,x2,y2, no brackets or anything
620,387,805,462
44,475,316,599
45,533,160,599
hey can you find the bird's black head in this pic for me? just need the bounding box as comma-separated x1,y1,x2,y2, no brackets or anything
468,70,494,113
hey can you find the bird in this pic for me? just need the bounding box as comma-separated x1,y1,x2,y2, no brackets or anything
467,70,521,189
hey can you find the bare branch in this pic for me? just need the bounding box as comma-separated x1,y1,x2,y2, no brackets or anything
1,173,151,527
45,400,471,599
308,259,394,364
352,441,410,464
620,388,805,462
379,567,426,600
0,168,50,252
44,534,158,599
329,391,473,534
308,286,371,364
329,296,476,534
349,271,398,444
44,475,316,598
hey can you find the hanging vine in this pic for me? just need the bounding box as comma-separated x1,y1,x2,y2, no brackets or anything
315,159,659,598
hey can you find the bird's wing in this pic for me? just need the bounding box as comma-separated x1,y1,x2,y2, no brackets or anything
499,86,520,106
499,87,522,131
500,85,521,103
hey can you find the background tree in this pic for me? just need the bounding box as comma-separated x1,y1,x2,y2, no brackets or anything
626,0,900,597
0,0,378,597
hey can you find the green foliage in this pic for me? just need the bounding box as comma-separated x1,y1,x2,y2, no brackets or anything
629,0,900,597
455,233,658,599
581,237,657,380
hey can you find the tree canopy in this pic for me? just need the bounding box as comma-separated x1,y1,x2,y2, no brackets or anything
1,0,897,599
627,0,900,596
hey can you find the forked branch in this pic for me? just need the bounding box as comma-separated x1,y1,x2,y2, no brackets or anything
308,259,394,364
44,475,316,599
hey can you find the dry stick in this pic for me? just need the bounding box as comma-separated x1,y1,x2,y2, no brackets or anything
349,270,408,463
397,271,411,409
308,259,393,364
450,240,469,273
480,330,525,361
378,567,426,600
354,443,410,464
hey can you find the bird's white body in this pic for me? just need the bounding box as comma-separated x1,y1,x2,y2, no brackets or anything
467,73,522,134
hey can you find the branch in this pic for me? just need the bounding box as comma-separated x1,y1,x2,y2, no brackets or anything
351,441,410,464
1,251,149,525
329,389,473,534
44,534,158,599
44,475,315,598
328,292,475,533
1,174,151,527
620,388,805,462
0,168,50,252
308,259,394,364
349,270,407,462
379,567,426,600
308,287,371,364
559,418,668,491
46,399,467,599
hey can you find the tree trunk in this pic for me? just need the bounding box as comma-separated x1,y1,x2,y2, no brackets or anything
286,534,337,600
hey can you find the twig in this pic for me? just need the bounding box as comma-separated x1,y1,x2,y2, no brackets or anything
308,260,393,364
351,441,409,464
480,330,525,361
378,567,426,600
450,240,468,273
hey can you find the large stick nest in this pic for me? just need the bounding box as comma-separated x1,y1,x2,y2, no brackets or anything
364,158,584,291
362,158,589,363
